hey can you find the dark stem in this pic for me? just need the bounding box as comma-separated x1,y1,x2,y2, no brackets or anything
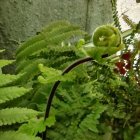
42,56,93,140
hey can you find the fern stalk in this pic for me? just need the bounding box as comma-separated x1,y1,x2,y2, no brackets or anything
42,56,93,140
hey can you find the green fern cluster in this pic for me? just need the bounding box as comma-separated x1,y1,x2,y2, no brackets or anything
14,20,140,140
0,50,42,140
15,21,86,85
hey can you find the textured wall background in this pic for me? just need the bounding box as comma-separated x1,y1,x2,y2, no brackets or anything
0,0,113,59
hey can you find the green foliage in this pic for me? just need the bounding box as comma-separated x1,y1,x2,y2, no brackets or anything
0,131,41,140
0,86,31,104
18,116,55,136
0,74,21,87
111,0,122,31
0,60,15,68
14,20,140,140
0,16,139,140
0,50,41,139
38,64,76,84
15,21,85,85
0,108,39,126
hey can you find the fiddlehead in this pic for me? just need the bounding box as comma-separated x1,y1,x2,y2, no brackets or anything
92,25,121,47
85,25,124,61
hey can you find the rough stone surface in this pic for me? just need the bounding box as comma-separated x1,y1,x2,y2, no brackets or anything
0,0,113,59
87,0,113,34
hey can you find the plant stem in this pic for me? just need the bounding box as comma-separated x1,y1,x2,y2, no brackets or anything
42,56,93,140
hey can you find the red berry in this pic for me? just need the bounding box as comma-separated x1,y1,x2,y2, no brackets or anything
119,68,126,75
115,61,125,69
122,52,131,60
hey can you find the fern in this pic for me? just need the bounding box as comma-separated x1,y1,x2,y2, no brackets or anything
111,0,122,31
18,116,55,136
0,107,39,126
38,64,76,84
0,131,41,140
17,59,48,84
15,21,85,85
0,50,41,140
0,60,15,68
0,74,21,87
78,104,107,133
16,21,71,55
122,14,136,29
16,24,85,61
13,21,140,140
0,86,31,104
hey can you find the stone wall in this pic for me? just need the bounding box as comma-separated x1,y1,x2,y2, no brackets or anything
0,0,113,59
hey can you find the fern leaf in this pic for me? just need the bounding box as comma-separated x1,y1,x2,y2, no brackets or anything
48,29,85,45
122,14,136,29
0,86,31,104
41,20,70,33
0,49,5,53
0,60,15,68
18,116,55,136
16,40,46,61
16,34,44,55
16,59,36,73
38,64,76,84
16,21,70,54
122,28,133,38
111,0,122,31
0,74,21,87
0,108,40,126
17,59,47,83
0,131,41,140
16,27,85,61
79,104,107,133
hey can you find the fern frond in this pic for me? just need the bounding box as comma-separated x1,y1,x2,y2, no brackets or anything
111,0,122,31
16,21,71,55
16,59,36,73
17,59,47,83
0,86,31,104
16,40,46,61
0,49,5,53
16,21,74,56
51,56,78,69
0,108,39,126
18,116,55,136
38,64,76,84
122,14,136,29
16,34,44,55
16,27,85,61
0,131,41,140
48,30,85,45
0,60,15,68
41,20,70,33
79,104,107,133
0,74,21,87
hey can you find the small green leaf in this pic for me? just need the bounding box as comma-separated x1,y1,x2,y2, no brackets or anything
0,108,39,126
0,131,41,140
18,116,56,136
0,60,15,68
